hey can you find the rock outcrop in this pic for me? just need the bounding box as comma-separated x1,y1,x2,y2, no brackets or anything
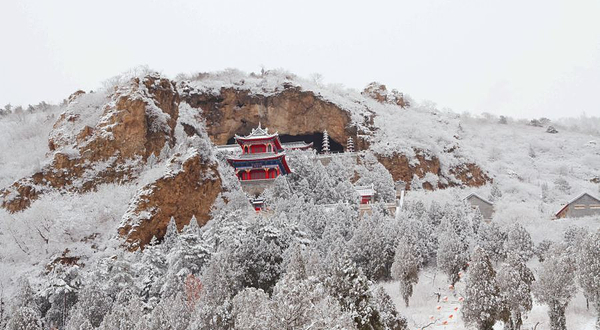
2,74,180,212
118,151,222,250
377,151,490,190
2,73,225,250
180,85,369,150
362,82,410,108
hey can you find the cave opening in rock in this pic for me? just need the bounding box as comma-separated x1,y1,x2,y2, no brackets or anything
226,132,344,153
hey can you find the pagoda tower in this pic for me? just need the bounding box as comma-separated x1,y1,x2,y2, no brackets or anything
227,123,292,181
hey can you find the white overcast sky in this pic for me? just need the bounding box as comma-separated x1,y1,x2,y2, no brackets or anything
1,0,599,119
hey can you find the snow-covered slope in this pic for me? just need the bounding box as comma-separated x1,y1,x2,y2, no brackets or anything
0,68,598,329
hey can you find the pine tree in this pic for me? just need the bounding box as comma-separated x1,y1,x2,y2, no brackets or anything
372,287,408,330
391,237,421,307
139,236,168,309
346,137,355,152
161,217,179,253
437,227,469,286
64,281,111,328
98,293,147,330
6,307,42,330
149,293,191,330
231,288,270,329
497,253,535,330
505,224,534,263
576,230,600,328
7,279,42,330
488,183,502,202
476,221,506,262
462,247,501,330
347,211,397,281
322,130,330,153
325,257,383,330
533,244,576,330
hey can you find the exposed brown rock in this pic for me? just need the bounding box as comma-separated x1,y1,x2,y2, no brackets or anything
450,163,491,188
118,152,222,250
362,82,410,108
67,90,86,104
2,74,180,212
376,151,490,190
45,249,81,273
181,86,369,150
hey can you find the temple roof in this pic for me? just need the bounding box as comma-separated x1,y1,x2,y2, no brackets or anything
235,122,279,141
282,141,314,149
234,152,281,160
355,184,376,196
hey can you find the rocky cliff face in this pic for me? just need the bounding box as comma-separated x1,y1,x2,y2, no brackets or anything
178,78,489,190
2,74,180,212
118,151,222,249
180,84,370,150
1,72,223,250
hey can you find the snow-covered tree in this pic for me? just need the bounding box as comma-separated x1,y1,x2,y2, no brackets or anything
166,216,211,277
347,211,397,281
533,244,577,330
270,275,355,329
64,281,111,329
372,286,408,330
190,252,239,329
6,307,42,330
325,257,383,330
355,152,395,202
534,239,553,262
98,292,147,330
6,280,42,330
162,216,180,250
148,292,191,330
497,253,535,330
437,227,469,286
554,177,571,195
488,182,502,202
476,221,506,262
462,247,502,330
576,230,600,328
391,237,421,307
40,264,81,329
504,224,534,263
138,236,168,309
231,287,270,329
563,225,588,253
322,129,330,153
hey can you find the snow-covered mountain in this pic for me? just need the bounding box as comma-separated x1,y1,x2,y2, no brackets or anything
0,67,599,329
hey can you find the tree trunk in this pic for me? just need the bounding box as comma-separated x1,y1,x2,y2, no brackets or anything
512,310,522,330
548,302,567,330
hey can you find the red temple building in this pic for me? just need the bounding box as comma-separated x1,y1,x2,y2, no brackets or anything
226,123,312,182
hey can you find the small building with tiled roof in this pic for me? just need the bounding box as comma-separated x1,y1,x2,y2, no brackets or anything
555,193,600,219
464,193,494,220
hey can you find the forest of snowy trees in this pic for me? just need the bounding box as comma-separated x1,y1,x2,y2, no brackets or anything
2,147,599,330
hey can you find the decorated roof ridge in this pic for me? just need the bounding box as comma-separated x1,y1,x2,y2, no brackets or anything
282,141,314,146
228,151,288,161
355,183,376,195
234,122,280,140
464,192,493,205
555,192,600,216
